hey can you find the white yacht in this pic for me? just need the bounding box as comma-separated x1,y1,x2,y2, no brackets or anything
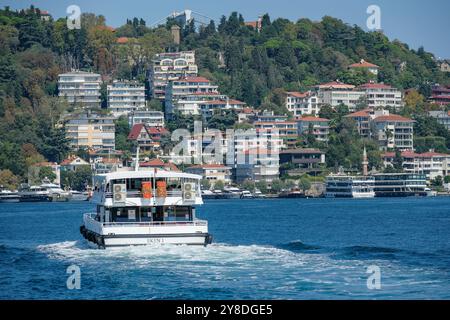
80,170,212,248
241,190,254,199
40,182,72,202
325,175,375,198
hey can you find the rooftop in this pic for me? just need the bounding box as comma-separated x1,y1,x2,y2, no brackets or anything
373,114,414,122
298,116,329,122
349,59,379,69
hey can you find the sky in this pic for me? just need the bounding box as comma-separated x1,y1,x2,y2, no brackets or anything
2,0,449,58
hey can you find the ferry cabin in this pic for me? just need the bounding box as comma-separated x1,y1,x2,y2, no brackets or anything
373,173,427,197
82,170,212,248
326,175,375,198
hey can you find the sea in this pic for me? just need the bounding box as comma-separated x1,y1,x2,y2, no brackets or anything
1,197,450,300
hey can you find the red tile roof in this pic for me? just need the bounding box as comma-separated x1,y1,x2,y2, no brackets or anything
298,116,329,122
317,81,355,90
345,109,371,118
359,83,392,89
116,37,129,44
140,158,165,167
147,127,168,135
128,124,145,140
286,91,309,98
373,114,414,122
349,59,379,68
179,76,211,83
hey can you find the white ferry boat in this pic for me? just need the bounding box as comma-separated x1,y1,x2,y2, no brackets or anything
325,175,375,198
80,170,212,248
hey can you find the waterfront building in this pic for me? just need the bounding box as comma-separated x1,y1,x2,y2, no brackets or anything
279,148,326,176
185,164,232,187
285,91,320,116
28,162,61,185
58,71,102,108
429,110,450,130
373,173,427,197
149,51,198,100
316,81,366,112
382,150,450,181
297,116,330,142
372,114,414,151
65,113,115,151
60,156,90,172
348,59,380,76
107,80,146,117
128,110,165,128
359,82,404,110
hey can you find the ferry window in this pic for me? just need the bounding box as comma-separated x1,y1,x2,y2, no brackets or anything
128,209,136,220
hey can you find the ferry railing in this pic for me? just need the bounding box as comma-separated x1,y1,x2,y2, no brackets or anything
84,213,207,227
104,190,198,198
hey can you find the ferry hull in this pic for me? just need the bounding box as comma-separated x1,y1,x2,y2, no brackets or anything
80,225,212,248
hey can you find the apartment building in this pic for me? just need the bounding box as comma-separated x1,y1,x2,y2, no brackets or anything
382,151,450,181
373,114,414,151
429,110,450,130
58,71,102,108
297,116,330,142
185,164,232,186
165,77,220,116
200,99,246,119
285,91,319,116
128,110,165,128
149,51,198,100
359,83,404,110
65,113,115,151
254,121,298,149
316,81,366,112
107,80,146,116
429,84,450,105
345,108,390,137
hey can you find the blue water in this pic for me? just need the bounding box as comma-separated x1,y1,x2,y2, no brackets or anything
1,198,450,300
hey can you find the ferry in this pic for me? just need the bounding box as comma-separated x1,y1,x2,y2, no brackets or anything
373,173,427,197
80,169,213,248
325,175,375,198
0,186,20,203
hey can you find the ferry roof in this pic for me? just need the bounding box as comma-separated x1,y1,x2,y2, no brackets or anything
98,170,202,182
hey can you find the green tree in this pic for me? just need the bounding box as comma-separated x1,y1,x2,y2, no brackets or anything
214,180,225,190
299,177,311,193
38,166,56,182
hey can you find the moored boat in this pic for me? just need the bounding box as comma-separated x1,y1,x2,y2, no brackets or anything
0,186,20,203
325,175,375,198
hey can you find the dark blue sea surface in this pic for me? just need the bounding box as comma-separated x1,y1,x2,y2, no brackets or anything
1,197,450,299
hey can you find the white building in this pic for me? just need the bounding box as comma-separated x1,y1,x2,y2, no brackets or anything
165,76,220,116
285,91,319,116
58,71,102,108
128,109,165,128
65,113,115,151
316,81,366,112
382,151,450,181
359,83,404,110
373,114,414,151
348,59,380,76
185,164,232,186
107,80,146,116
297,116,330,142
149,51,198,100
429,111,450,130
200,99,246,119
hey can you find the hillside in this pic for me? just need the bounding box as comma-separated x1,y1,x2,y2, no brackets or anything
0,5,449,182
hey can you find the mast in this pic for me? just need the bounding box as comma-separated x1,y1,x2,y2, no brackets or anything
362,146,368,176
135,146,140,172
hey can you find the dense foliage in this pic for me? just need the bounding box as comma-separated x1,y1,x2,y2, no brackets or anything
0,6,449,185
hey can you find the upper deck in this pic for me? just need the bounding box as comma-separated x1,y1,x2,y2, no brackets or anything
93,169,203,207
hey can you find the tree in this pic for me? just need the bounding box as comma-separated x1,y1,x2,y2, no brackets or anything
444,176,450,184
0,169,20,190
299,177,311,193
393,149,404,172
431,176,443,187
61,165,92,191
38,166,56,182
241,179,255,192
214,180,225,190
255,180,268,194
201,179,211,190
271,179,285,193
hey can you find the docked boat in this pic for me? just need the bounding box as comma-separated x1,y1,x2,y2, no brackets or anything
373,173,427,197
41,182,72,202
0,186,20,203
201,189,216,200
70,190,91,201
19,185,52,202
325,175,375,198
240,190,254,199
80,169,213,248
